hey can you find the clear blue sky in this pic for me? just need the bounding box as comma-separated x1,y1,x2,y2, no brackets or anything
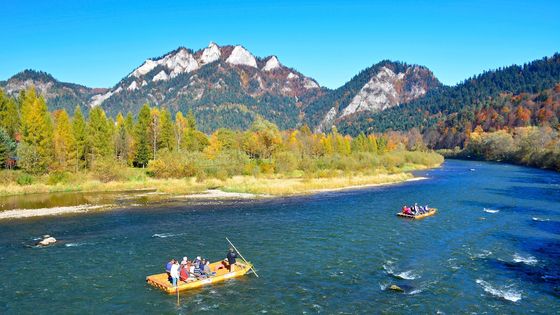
1,0,558,89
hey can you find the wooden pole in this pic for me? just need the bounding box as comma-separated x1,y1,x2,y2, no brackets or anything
176,280,180,306
226,237,259,278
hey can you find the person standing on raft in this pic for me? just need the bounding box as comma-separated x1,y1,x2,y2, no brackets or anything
226,248,238,272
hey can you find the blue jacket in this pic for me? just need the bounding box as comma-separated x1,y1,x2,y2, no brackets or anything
227,252,237,264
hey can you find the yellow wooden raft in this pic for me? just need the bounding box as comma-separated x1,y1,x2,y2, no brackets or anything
146,260,253,294
396,208,437,219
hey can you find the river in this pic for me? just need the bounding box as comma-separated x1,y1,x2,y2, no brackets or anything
0,160,558,314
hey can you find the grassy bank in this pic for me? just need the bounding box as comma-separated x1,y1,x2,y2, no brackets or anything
0,150,443,197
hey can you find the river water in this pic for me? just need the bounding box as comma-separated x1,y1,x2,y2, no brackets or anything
0,160,558,314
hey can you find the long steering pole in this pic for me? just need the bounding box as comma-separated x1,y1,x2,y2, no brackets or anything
226,237,260,278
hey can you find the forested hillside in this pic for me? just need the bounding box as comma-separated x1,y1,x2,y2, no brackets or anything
338,54,560,136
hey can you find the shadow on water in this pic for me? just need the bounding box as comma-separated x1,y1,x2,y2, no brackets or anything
530,219,560,236
483,231,560,297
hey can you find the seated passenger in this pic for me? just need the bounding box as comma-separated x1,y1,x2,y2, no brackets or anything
193,260,202,276
179,263,189,282
203,260,215,277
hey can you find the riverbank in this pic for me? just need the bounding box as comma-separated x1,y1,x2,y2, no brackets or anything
0,155,441,198
0,163,439,219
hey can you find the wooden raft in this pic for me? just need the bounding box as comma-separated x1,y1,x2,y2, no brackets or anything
396,208,437,220
146,260,252,294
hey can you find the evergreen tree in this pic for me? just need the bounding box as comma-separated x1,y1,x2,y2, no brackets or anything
115,113,131,163
72,106,88,170
0,127,16,168
134,103,151,167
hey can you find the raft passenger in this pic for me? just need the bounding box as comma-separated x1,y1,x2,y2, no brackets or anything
203,260,215,277
227,248,238,272
170,260,180,287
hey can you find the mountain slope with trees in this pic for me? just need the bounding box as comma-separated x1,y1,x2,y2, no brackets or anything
338,54,560,136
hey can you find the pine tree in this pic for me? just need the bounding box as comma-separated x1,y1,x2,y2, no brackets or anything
0,127,16,168
19,87,54,173
115,113,131,163
72,106,88,170
134,103,151,167
53,109,77,170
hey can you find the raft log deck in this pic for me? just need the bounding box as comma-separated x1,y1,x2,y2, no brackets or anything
396,208,437,219
146,260,253,294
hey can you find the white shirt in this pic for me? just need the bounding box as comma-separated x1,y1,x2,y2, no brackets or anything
170,263,180,278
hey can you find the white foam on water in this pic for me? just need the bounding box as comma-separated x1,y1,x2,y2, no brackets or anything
407,288,423,295
476,279,522,302
483,208,500,213
513,253,538,265
151,232,184,238
64,242,90,247
473,250,493,259
395,270,420,280
383,263,420,279
532,217,550,222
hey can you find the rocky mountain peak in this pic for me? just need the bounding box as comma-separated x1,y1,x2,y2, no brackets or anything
262,56,281,71
226,45,257,68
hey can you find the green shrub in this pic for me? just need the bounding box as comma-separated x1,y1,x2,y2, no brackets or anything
16,173,34,185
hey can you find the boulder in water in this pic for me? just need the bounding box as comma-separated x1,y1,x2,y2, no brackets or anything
37,235,57,246
389,284,404,292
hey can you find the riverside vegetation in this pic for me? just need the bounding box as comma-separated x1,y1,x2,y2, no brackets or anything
0,87,443,197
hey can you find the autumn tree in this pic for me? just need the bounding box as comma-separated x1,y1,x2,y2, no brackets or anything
0,90,19,138
87,106,113,162
148,107,160,159
53,109,77,170
19,87,54,173
159,108,174,152
174,111,187,152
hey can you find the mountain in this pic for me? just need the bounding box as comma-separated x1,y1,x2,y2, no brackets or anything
91,43,325,131
1,43,445,133
337,53,560,137
303,61,441,132
0,70,106,113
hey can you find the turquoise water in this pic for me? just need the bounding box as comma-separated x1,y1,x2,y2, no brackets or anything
0,160,559,314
